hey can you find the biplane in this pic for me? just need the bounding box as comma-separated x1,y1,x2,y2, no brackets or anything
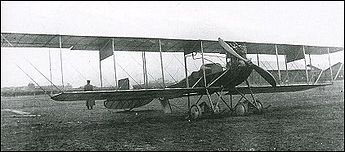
1,33,343,120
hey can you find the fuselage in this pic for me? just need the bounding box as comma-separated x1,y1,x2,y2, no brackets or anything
168,61,254,90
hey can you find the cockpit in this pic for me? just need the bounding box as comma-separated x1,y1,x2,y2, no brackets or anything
190,63,224,78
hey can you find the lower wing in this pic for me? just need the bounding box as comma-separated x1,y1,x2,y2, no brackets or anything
51,87,223,101
50,87,222,110
50,84,330,109
228,83,331,95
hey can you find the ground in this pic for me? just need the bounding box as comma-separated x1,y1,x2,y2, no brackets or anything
1,81,344,151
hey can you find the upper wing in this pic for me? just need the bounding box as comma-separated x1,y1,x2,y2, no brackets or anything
2,32,343,62
228,83,331,95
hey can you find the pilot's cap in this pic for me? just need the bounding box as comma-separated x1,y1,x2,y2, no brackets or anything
87,80,90,83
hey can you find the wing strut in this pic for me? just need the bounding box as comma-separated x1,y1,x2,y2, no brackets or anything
201,41,216,112
184,51,191,119
112,38,118,89
327,48,333,82
159,39,166,89
59,36,65,89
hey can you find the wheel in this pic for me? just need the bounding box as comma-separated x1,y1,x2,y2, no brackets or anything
104,100,108,107
190,105,202,119
213,104,221,113
234,102,247,116
254,100,263,114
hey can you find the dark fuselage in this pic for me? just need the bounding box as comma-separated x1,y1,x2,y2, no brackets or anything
168,61,254,89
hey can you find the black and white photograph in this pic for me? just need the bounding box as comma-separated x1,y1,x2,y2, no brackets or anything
1,1,344,151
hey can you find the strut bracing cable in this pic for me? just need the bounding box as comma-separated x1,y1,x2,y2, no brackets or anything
16,64,53,98
25,59,63,92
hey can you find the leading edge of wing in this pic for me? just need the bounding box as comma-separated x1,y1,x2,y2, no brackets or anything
51,87,223,101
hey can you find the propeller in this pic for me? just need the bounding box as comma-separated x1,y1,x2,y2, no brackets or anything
251,64,277,87
218,38,277,87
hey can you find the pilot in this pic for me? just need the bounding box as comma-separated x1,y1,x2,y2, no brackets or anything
84,80,95,110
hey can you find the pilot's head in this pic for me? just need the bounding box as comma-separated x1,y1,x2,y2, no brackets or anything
87,80,90,84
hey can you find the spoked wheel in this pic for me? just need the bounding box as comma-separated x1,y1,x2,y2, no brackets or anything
254,100,263,114
213,104,221,113
190,104,202,120
234,102,248,116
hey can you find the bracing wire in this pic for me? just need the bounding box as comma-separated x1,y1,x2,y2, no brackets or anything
24,58,63,92
62,60,88,84
115,61,143,89
172,54,193,74
16,64,53,98
127,53,165,88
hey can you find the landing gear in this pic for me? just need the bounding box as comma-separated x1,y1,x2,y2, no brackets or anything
234,102,247,116
254,100,263,114
231,80,267,116
189,102,220,120
188,89,221,120
190,104,202,119
233,100,263,116
186,79,268,120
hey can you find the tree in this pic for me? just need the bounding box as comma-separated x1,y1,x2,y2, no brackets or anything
28,83,35,90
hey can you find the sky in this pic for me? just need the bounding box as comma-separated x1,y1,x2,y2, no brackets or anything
1,1,344,88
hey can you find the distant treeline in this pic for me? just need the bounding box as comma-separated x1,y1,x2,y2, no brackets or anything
1,90,61,97
0,87,116,97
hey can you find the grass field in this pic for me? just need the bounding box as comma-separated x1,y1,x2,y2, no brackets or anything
1,81,344,151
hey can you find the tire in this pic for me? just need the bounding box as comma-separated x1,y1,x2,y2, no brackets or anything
234,102,247,116
254,100,263,114
190,105,202,119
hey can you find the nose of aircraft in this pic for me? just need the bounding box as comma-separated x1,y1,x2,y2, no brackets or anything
218,38,277,87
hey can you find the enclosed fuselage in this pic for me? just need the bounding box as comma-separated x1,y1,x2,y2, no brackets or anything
168,61,254,90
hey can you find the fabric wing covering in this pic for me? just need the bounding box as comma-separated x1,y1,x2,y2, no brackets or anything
1,32,343,62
